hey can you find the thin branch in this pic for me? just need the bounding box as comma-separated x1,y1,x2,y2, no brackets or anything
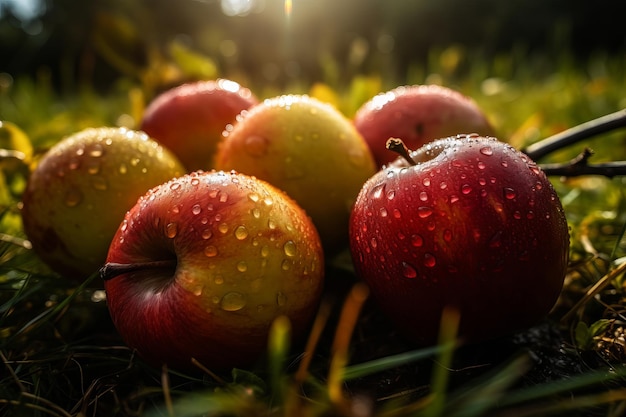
523,108,626,161
540,148,626,178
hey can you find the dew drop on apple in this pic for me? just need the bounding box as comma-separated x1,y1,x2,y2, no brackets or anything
234,225,248,240
411,234,423,247
276,291,287,307
283,240,297,257
504,188,516,200
64,188,83,207
261,245,270,257
165,223,178,238
489,230,503,248
214,275,224,285
204,245,218,257
201,229,212,240
401,261,418,278
461,184,472,195
418,207,433,218
91,176,108,191
424,253,436,267
218,223,229,234
248,192,260,202
221,292,247,312
191,204,202,215
244,135,269,157
237,261,248,272
281,259,291,270
89,143,104,158
387,190,396,200
379,207,388,218
251,208,261,219
443,229,453,242
479,146,493,156
419,191,428,201
371,183,386,199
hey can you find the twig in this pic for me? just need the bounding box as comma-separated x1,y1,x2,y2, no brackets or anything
539,148,626,178
523,108,626,161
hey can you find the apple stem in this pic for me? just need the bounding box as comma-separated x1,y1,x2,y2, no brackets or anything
100,260,177,281
386,138,417,166
522,108,626,161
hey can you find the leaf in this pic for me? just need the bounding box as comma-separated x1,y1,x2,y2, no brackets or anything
168,41,219,81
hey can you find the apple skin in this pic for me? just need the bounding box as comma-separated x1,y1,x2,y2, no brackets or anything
349,135,569,345
215,94,377,255
20,127,185,279
103,170,324,371
140,79,258,171
353,85,496,167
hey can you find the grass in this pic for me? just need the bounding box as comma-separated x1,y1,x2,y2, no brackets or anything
1,41,626,416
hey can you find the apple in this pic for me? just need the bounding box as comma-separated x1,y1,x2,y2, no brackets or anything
21,127,185,279
140,79,259,171
349,134,569,345
101,170,324,371
353,84,496,167
215,94,377,255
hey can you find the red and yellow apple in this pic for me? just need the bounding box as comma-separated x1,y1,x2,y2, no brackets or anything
101,170,324,371
353,85,495,167
140,79,258,171
215,94,377,255
20,127,185,279
349,135,569,345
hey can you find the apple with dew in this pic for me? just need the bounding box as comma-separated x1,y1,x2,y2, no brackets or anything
353,84,496,167
140,79,258,171
349,134,569,345
215,94,377,255
21,127,185,279
101,170,324,371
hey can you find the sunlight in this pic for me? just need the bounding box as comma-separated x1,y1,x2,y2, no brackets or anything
284,0,292,18
220,0,263,17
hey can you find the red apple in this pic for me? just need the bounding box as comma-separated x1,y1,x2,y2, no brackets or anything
349,135,569,345
20,127,185,279
140,79,258,171
353,85,496,167
101,170,324,371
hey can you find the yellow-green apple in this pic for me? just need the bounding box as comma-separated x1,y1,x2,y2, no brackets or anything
101,170,324,371
215,94,377,255
21,127,185,279
349,135,569,345
353,85,495,167
140,79,258,171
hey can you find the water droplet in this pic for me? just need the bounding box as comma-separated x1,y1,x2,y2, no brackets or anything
513,211,522,219
87,161,100,174
251,208,261,218
501,160,508,168
379,207,388,217
281,259,291,270
422,178,431,187
371,183,386,199
219,193,228,203
419,191,428,201
370,237,378,248
201,229,212,240
461,184,472,195
443,229,452,242
387,190,396,200
276,291,287,306
263,197,273,206
393,208,402,219
418,207,433,218
283,240,297,257
473,228,481,242
64,188,83,207
261,245,270,257
477,161,486,170
165,223,178,238
218,223,229,234
439,181,447,190
489,231,503,248
480,146,493,156
526,211,535,219
204,245,218,257
450,195,460,203
401,261,418,278
244,135,269,157
248,192,260,202
214,276,224,285
424,253,436,267
193,286,203,296
411,234,423,247
170,182,181,191
237,261,248,272
504,187,516,200
234,225,248,240
221,292,247,311
89,144,104,157
119,164,128,174
192,204,202,215
268,218,277,229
